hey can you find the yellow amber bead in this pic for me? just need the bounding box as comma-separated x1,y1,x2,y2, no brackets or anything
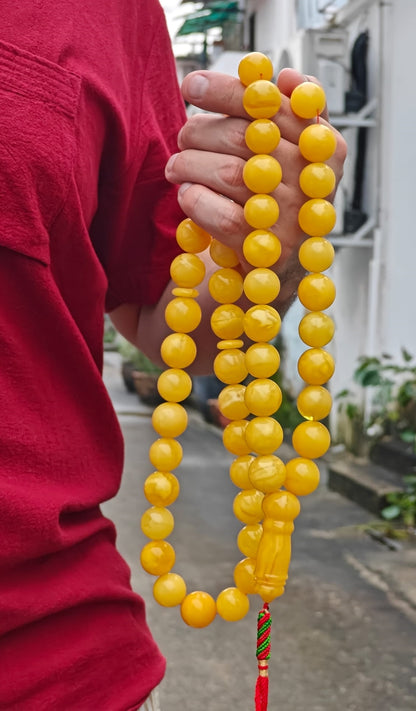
216,587,250,622
249,454,286,493
245,342,280,378
229,454,256,489
284,457,320,496
298,199,336,237
144,471,180,507
245,119,280,154
214,348,248,385
157,369,192,403
217,339,244,350
164,297,202,333
245,416,283,455
170,253,206,288
299,163,336,199
171,287,199,298
243,268,280,304
149,438,183,472
210,239,240,267
234,557,258,594
262,489,301,520
223,420,251,456
237,524,263,558
244,305,281,342
218,384,250,420
208,268,244,304
297,385,332,421
176,218,211,253
292,421,330,459
243,229,282,267
244,378,282,417
298,274,336,311
290,82,326,119
140,540,176,576
298,348,335,385
244,194,279,229
152,402,188,438
238,52,274,86
181,591,217,628
153,573,187,607
298,311,335,347
160,333,197,369
298,237,335,272
243,80,282,119
210,304,245,339
243,154,282,194
299,124,337,162
233,489,265,524
141,506,174,540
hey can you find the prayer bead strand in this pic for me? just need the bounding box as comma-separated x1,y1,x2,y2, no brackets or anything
140,53,336,635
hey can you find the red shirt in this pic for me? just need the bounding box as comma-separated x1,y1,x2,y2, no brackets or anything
0,1,185,708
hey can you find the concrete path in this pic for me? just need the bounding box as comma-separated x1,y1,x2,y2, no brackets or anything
103,353,416,711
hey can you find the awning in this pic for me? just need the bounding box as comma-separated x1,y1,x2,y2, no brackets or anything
176,1,240,36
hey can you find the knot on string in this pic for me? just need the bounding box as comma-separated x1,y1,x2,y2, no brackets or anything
255,603,271,711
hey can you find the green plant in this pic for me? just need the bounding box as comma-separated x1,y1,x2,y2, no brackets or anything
336,348,416,449
117,337,162,375
381,474,416,529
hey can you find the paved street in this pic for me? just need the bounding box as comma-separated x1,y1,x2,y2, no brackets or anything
103,354,416,711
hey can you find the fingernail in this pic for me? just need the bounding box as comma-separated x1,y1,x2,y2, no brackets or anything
178,182,192,196
186,74,209,100
165,153,178,172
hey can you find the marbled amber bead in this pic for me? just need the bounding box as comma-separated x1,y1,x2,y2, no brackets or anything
238,52,274,86
170,252,205,287
218,384,250,420
244,378,282,417
210,239,240,267
298,237,334,272
161,333,197,369
284,457,320,496
245,416,283,455
140,540,175,576
243,229,281,267
149,438,183,472
229,454,256,489
209,268,244,304
248,454,286,493
237,524,263,558
181,591,217,628
164,297,202,333
217,587,250,621
297,385,332,421
223,419,251,456
244,194,279,229
243,268,280,304
234,557,257,595
245,342,280,378
243,80,281,119
298,274,335,311
153,573,187,607
298,311,335,347
157,369,192,403
141,506,174,540
245,119,280,154
298,199,336,237
211,304,245,339
243,154,282,194
298,348,335,385
233,488,265,524
152,402,188,438
244,305,281,342
214,348,248,385
299,163,336,199
292,421,331,459
176,218,211,253
144,471,180,507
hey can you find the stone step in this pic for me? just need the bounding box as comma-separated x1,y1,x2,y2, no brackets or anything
370,437,416,476
327,454,403,516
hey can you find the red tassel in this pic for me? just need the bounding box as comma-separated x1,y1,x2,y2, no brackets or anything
255,603,271,711
255,665,269,711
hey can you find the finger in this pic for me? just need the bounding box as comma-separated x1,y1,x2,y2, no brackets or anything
178,114,251,160
181,71,247,118
166,149,251,205
176,183,248,254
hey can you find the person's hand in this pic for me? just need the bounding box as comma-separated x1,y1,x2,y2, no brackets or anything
165,68,347,313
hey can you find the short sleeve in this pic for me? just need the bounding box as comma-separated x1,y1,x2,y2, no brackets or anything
89,9,186,312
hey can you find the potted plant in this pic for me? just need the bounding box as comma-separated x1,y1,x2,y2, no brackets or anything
118,338,163,405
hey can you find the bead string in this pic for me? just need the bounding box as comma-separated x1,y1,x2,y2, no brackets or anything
140,50,337,706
